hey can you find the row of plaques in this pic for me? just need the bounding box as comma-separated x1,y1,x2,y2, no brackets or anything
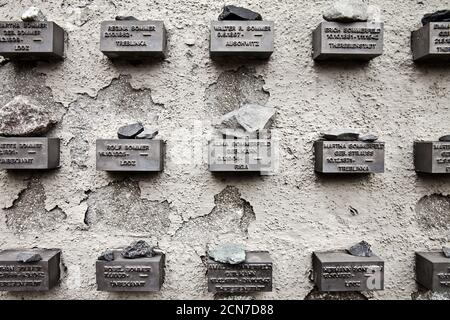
0,20,449,62
0,248,448,292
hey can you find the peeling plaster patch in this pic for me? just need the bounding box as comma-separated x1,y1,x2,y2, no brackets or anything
415,194,450,231
304,288,367,300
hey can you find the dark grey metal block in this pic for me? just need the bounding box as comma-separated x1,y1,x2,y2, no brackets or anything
0,137,60,170
96,139,164,172
210,21,274,59
412,22,450,62
416,252,450,291
207,251,272,293
100,20,167,59
0,249,61,291
414,141,450,173
312,251,384,292
314,140,385,173
0,21,64,60
313,22,384,61
96,250,165,292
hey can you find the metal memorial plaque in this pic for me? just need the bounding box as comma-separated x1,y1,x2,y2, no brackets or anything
314,140,385,174
207,251,273,293
96,251,165,292
414,141,450,173
312,251,384,292
100,20,167,59
416,252,450,291
412,22,450,62
0,249,61,291
96,139,164,172
210,21,274,59
0,137,60,170
312,22,384,61
0,21,64,60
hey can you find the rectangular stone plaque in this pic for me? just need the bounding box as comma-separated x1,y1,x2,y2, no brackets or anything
96,139,164,172
0,249,61,291
0,21,64,60
100,20,167,59
414,141,450,173
312,251,384,292
314,140,385,173
96,251,165,292
312,22,384,60
416,252,450,291
0,137,60,170
208,138,274,173
207,251,273,293
412,22,450,62
210,21,274,59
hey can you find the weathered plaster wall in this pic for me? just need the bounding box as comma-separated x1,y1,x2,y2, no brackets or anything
1,0,450,300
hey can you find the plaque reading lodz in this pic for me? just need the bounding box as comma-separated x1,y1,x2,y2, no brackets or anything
100,20,167,59
0,249,61,291
0,137,60,170
0,21,64,60
415,252,450,291
412,22,450,62
313,22,384,61
312,251,384,292
96,139,164,172
207,251,273,293
414,141,450,173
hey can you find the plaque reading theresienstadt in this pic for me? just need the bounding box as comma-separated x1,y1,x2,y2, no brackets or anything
96,139,164,172
210,21,274,59
412,22,450,62
416,252,450,291
0,249,61,291
414,141,450,173
314,140,385,173
100,20,167,59
313,22,384,60
312,251,384,292
207,251,273,294
0,21,64,60
0,137,60,170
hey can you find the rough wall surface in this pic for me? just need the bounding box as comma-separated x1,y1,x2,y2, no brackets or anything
1,0,450,300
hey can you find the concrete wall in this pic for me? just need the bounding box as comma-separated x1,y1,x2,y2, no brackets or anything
1,0,450,300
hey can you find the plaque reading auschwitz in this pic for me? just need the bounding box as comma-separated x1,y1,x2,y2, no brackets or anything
312,22,384,60
414,141,450,173
416,252,450,291
312,251,384,292
100,20,167,59
0,21,64,60
207,251,273,293
0,249,61,291
412,22,450,62
314,140,385,173
0,137,60,170
210,21,274,59
96,139,164,172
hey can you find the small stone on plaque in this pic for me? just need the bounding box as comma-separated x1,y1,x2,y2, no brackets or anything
16,252,42,263
218,5,262,21
117,122,144,139
121,240,155,259
422,10,450,25
115,15,138,21
439,135,450,142
443,246,450,258
21,6,47,22
322,129,360,141
136,128,158,140
208,243,246,265
347,241,373,257
98,249,115,262
359,133,378,142
323,0,368,23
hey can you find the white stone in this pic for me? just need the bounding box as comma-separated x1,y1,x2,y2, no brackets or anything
235,104,276,133
323,0,368,22
21,7,47,22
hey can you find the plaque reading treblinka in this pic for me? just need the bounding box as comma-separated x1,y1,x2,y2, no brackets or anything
414,139,450,173
0,248,61,291
415,250,450,291
0,137,60,170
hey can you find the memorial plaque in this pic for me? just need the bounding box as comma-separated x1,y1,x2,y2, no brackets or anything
0,21,64,60
208,138,274,173
100,20,167,59
96,250,165,292
0,249,61,291
210,21,274,59
416,252,450,291
314,140,385,173
0,137,60,170
312,22,384,61
312,251,384,292
207,251,272,293
96,139,164,172
412,22,450,62
414,141,450,173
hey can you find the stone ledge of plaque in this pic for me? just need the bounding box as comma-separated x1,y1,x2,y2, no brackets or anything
415,247,450,291
347,240,373,257
414,135,450,174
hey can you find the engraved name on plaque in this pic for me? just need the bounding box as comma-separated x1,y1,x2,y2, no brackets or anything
100,20,167,59
0,137,60,170
312,251,384,292
96,139,164,172
207,251,273,293
414,141,450,173
0,249,61,291
416,251,450,291
412,22,450,62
